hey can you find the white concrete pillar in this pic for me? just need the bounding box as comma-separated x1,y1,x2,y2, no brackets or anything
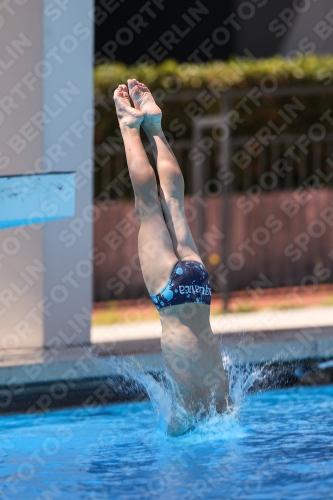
0,0,94,350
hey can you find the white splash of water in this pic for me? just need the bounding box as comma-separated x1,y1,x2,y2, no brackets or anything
102,352,268,438
115,357,194,436
223,355,265,408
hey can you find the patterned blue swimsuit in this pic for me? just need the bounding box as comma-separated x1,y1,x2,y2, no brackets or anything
150,260,212,310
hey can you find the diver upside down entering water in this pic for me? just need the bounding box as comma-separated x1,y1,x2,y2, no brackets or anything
114,79,231,435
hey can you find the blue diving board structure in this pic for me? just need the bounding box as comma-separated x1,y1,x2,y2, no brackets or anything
0,172,75,229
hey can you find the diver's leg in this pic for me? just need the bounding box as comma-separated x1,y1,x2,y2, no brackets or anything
127,79,202,264
114,84,177,295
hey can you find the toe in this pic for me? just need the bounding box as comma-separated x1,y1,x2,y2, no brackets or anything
120,85,130,99
136,81,150,95
113,84,132,106
113,86,121,99
128,79,141,96
127,78,137,89
127,78,145,110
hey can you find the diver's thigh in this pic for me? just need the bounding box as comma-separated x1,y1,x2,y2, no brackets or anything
137,205,178,295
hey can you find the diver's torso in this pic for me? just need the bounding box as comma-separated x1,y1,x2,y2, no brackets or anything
158,303,230,414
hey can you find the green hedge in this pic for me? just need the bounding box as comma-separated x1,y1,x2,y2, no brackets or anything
94,55,333,196
95,55,333,141
95,55,333,96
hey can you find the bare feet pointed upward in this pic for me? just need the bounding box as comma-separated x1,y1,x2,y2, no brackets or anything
113,84,143,129
127,79,162,130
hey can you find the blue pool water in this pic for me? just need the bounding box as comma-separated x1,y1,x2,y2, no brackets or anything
1,384,333,500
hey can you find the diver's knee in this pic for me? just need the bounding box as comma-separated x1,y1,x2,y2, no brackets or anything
135,198,161,221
